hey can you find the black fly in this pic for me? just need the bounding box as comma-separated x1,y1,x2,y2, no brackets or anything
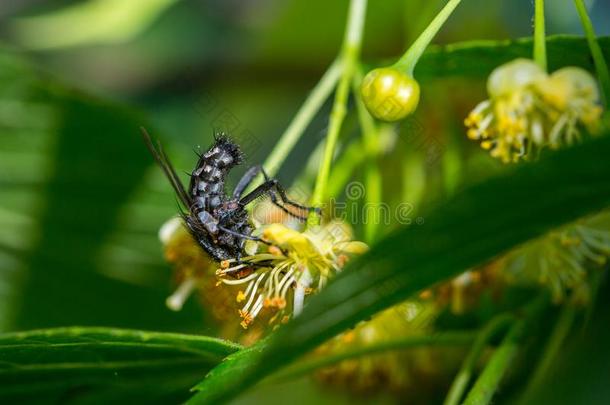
141,128,319,263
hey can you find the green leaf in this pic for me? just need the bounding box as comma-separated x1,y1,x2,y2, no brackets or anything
0,49,203,331
414,35,610,79
189,132,610,404
0,327,241,402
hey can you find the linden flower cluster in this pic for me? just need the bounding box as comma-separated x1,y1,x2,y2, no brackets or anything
314,300,462,397
217,221,368,329
502,212,610,303
465,58,602,162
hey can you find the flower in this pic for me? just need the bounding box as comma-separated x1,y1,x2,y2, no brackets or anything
502,211,610,303
313,300,464,397
158,207,367,332
217,221,368,329
465,58,603,163
534,66,603,148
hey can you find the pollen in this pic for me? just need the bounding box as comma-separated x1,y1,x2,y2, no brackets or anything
216,221,368,329
464,58,603,163
236,290,246,302
268,245,283,256
274,297,287,309
418,289,433,300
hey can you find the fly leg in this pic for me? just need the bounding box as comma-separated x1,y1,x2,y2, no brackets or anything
238,174,321,220
232,165,262,199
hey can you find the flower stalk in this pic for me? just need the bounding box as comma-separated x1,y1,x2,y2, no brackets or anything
462,294,548,405
309,0,368,225
360,0,461,122
394,0,462,75
354,65,383,242
262,59,343,179
573,0,610,106
443,313,515,405
519,304,577,403
533,0,547,71
244,59,342,201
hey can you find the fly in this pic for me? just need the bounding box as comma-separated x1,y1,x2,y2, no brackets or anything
141,128,319,264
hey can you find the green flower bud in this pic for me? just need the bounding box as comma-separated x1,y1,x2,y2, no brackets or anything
361,67,420,122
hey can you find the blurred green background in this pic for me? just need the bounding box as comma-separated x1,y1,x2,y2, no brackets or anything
0,0,608,334
0,2,609,403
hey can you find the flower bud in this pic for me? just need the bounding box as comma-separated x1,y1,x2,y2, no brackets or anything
361,67,420,121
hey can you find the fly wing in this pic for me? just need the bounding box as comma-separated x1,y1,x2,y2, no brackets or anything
141,127,192,208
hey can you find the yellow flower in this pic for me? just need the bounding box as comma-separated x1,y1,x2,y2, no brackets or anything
465,59,545,163
534,67,603,148
465,58,603,163
217,221,368,329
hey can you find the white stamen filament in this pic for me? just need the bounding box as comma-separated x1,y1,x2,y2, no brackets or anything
270,261,290,292
250,295,265,318
577,243,605,264
472,99,491,115
242,273,266,314
220,271,259,285
478,113,494,131
548,113,569,145
577,230,610,254
280,275,296,300
293,268,313,316
318,274,328,290
276,267,295,294
165,277,197,311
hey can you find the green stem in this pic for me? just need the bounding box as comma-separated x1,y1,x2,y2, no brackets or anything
353,66,383,242
394,0,463,75
443,314,515,405
269,331,475,383
244,59,342,200
462,294,548,405
309,0,367,224
363,164,382,242
573,0,610,106
533,0,547,71
519,304,577,404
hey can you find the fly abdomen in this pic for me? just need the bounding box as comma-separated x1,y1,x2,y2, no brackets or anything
196,181,223,194
188,135,243,206
195,209,219,234
193,193,223,211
